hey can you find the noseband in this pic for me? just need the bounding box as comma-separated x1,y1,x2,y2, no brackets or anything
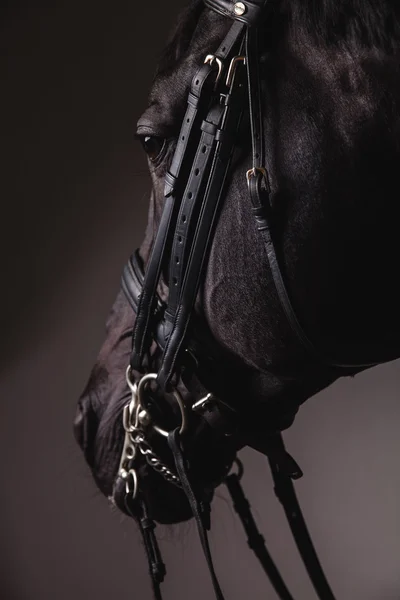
112,1,390,598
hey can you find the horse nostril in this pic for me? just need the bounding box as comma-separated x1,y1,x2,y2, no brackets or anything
73,397,98,463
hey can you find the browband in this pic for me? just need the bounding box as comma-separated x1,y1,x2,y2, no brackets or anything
203,0,269,26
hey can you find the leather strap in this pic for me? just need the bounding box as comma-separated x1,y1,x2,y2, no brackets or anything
225,470,295,600
122,252,233,372
245,28,264,170
164,64,219,199
130,59,216,371
168,428,226,600
204,0,269,26
165,20,245,198
268,434,337,600
166,103,225,324
124,496,166,600
157,55,247,390
129,191,177,371
245,28,385,370
130,20,245,373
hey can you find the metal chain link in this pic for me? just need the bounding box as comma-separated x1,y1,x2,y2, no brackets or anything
115,369,182,503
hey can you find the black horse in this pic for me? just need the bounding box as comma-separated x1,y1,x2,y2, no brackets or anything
74,0,400,597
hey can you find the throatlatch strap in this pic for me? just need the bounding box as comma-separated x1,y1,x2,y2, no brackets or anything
245,29,382,371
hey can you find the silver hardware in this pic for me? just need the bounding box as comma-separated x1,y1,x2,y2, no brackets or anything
153,387,187,437
136,372,188,437
142,447,181,486
126,364,137,392
246,166,268,186
192,393,214,413
204,54,223,88
233,2,246,16
114,371,184,504
124,468,138,498
226,56,246,88
123,402,138,433
118,429,137,477
137,436,153,454
138,408,152,427
136,371,158,397
117,372,140,485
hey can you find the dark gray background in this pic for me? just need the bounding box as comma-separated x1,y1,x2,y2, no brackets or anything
1,2,400,599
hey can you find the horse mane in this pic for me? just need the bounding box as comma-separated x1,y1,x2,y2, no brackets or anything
283,0,400,49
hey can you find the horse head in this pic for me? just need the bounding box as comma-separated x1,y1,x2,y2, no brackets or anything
74,0,400,535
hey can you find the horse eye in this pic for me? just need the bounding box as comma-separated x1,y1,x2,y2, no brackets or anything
139,135,165,162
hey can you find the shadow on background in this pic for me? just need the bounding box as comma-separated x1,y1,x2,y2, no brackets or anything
1,2,400,599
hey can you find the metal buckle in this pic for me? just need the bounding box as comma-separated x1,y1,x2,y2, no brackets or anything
204,54,223,89
226,56,245,88
246,166,267,182
192,393,214,413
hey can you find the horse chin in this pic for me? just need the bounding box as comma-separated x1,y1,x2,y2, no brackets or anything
111,470,196,524
111,431,237,525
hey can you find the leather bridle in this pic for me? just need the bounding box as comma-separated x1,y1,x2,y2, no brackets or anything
111,1,394,598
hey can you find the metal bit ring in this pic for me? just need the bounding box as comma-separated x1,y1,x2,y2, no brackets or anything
125,468,138,499
137,373,187,437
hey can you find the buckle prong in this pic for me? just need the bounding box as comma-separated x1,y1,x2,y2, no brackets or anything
226,56,246,88
204,54,223,89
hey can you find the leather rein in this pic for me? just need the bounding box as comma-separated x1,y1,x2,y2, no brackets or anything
111,1,390,598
